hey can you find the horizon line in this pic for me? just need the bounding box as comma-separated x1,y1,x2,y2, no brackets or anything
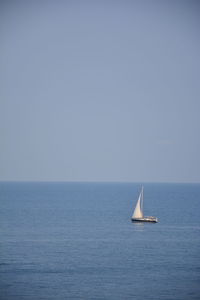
0,180,200,184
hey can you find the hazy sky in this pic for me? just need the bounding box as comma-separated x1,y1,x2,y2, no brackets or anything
1,0,200,182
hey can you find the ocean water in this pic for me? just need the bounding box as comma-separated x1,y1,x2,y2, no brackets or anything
0,182,200,300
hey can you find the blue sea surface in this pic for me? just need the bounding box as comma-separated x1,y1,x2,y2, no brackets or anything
0,182,200,300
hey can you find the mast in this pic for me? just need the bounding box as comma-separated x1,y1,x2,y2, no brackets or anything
141,186,144,213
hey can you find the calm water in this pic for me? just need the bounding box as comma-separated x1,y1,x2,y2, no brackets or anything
0,182,200,300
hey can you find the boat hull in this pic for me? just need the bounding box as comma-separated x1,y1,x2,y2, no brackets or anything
131,217,158,223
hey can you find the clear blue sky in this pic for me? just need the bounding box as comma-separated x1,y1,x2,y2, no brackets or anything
1,0,200,182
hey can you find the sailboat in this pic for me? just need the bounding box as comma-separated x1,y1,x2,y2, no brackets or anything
131,187,158,223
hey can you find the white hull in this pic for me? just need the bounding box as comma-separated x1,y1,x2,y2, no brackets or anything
131,216,158,223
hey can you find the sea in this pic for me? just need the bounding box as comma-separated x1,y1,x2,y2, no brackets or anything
0,182,200,300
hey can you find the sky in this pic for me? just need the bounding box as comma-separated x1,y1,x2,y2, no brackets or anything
0,0,200,183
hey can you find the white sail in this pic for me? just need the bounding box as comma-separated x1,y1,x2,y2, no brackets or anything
132,187,144,219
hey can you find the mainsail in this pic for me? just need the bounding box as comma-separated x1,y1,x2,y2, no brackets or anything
132,187,144,219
